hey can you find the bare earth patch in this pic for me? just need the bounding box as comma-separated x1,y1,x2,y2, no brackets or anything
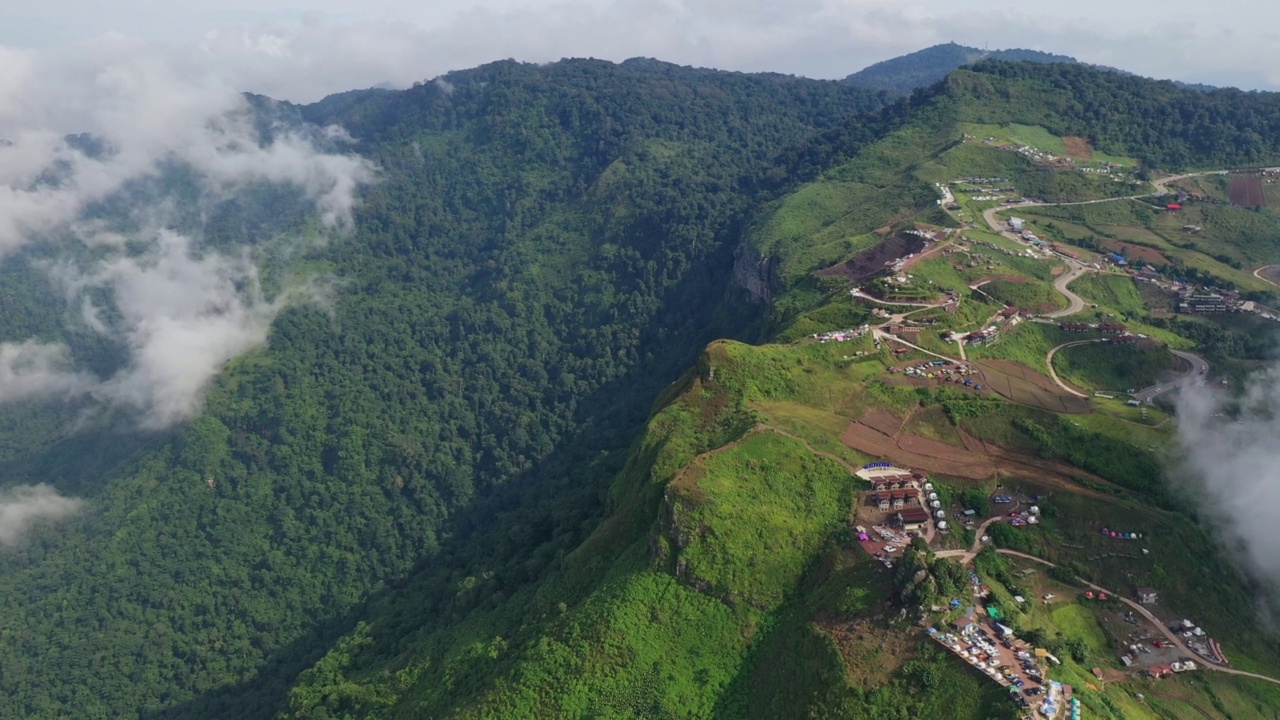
815,609,920,688
859,409,905,437
1098,239,1170,265
1062,136,1094,160
974,360,1092,414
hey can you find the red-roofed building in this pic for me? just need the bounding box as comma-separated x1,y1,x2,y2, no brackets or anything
1098,322,1127,335
896,507,932,530
1166,203,1183,211
1149,664,1174,679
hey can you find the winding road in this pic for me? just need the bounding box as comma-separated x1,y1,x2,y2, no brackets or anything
1253,265,1280,288
979,205,1090,318
992,550,1280,686
1043,340,1104,398
1045,262,1089,318
1131,349,1209,405
933,537,1280,685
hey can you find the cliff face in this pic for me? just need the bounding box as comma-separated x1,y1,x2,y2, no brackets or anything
732,237,777,304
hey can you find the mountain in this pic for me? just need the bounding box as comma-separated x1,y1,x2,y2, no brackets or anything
6,55,1280,720
0,58,887,720
844,43,1078,94
278,62,1280,718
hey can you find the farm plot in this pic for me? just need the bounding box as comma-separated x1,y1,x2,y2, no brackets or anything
1229,176,1265,207
973,360,1092,414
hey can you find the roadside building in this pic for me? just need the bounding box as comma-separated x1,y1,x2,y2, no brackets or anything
896,507,931,531
1136,587,1159,605
1098,322,1127,335
1178,292,1233,314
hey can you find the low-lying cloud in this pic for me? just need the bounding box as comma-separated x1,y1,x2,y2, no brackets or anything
0,484,83,546
1175,369,1280,584
59,231,293,429
0,37,373,429
0,341,95,403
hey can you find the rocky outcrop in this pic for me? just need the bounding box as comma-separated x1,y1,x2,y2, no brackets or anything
732,237,776,304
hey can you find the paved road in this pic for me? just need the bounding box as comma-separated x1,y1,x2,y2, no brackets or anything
993,550,1280,686
1044,340,1106,398
1045,261,1089,318
1253,265,1280,287
1132,349,1209,405
978,206,1090,318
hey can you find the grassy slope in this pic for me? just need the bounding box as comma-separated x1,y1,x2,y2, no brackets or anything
1053,342,1175,392
285,66,1280,720
285,339,1029,718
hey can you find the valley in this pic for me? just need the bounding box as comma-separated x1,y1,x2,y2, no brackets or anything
6,52,1280,720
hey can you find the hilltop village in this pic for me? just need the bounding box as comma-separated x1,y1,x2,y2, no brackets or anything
800,145,1280,717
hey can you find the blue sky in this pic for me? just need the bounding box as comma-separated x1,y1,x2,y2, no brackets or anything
1,0,1276,101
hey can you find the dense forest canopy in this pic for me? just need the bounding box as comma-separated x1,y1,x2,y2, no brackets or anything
0,58,886,719
2,55,1280,719
843,43,1079,94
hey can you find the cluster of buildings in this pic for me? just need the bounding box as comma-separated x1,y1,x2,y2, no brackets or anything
811,325,871,343
856,465,938,532
964,325,1001,347
1176,290,1245,314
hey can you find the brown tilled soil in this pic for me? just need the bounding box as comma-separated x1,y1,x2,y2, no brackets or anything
859,409,904,437
1229,175,1265,207
1098,239,1170,266
844,420,906,458
842,418,1117,499
1260,265,1280,286
842,420,998,480
1062,136,1094,160
974,360,1092,414
816,234,926,283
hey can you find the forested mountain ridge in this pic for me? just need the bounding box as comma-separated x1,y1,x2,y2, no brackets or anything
8,55,1280,720
0,59,888,720
279,62,1280,719
843,43,1078,94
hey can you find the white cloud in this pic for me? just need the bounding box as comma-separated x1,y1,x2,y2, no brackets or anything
68,231,290,429
1175,371,1280,584
0,37,373,427
0,484,83,546
0,341,94,402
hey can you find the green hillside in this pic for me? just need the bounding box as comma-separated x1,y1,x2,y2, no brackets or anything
6,55,1280,720
0,59,888,719
280,61,1280,719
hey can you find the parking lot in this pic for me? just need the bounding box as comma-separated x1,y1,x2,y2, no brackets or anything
855,524,919,568
930,621,1049,710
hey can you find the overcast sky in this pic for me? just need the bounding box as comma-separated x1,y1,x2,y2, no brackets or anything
1,1,1277,102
